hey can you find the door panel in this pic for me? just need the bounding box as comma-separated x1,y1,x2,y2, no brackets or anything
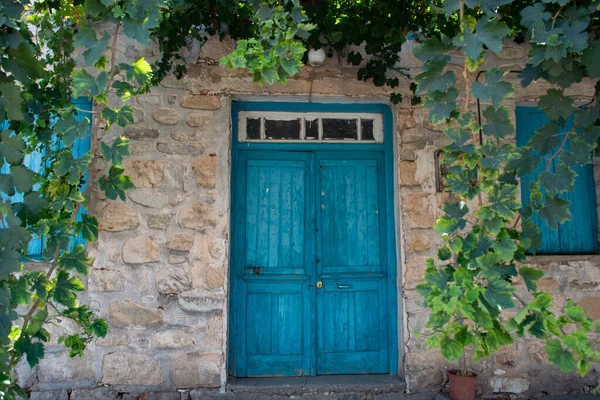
234,151,313,377
315,153,389,374
232,150,391,377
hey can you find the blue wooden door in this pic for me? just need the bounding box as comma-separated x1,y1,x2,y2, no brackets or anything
232,150,390,376
315,152,389,374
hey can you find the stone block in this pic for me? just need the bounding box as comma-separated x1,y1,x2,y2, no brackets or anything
185,112,212,128
172,130,203,141
157,142,205,156
167,233,195,251
96,330,131,347
193,155,217,190
132,107,144,123
206,310,223,348
147,393,181,400
205,266,224,289
137,94,162,106
403,193,440,228
89,268,126,292
152,330,195,348
577,297,600,320
181,94,221,110
408,232,431,252
123,125,160,139
170,352,222,388
98,202,140,232
169,255,188,264
156,266,194,294
123,159,165,188
495,343,521,365
168,94,178,105
536,277,559,292
152,108,180,125
128,190,169,208
30,391,69,400
490,377,529,393
399,161,417,185
108,301,164,328
102,352,163,385
178,203,216,229
148,213,173,230
70,387,117,400
123,235,160,264
37,350,94,382
178,291,224,313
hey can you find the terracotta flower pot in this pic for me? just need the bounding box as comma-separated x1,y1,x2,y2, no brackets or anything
448,369,478,400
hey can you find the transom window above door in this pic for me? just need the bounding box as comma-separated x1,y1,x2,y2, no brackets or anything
238,111,384,143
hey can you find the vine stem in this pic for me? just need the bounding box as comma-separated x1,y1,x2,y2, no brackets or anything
544,123,579,171
19,22,120,341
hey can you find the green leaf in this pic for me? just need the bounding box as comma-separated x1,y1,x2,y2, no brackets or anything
540,164,575,195
506,148,541,177
581,39,600,78
0,83,24,121
484,278,515,310
481,141,511,169
521,3,551,28
519,266,544,291
539,195,571,229
0,249,21,281
74,28,111,66
488,184,521,220
455,18,510,61
11,276,31,306
471,68,513,109
58,245,92,275
101,106,134,127
13,192,49,225
71,70,109,99
98,166,135,201
424,88,459,124
413,37,453,62
2,43,45,87
574,107,599,128
53,271,84,308
54,113,90,148
0,166,34,196
14,335,45,367
492,231,517,261
31,274,51,300
0,130,25,165
414,59,455,95
26,307,48,336
91,319,109,338
440,336,463,361
538,89,574,120
54,151,93,185
546,339,575,373
118,58,153,87
482,105,513,138
528,123,560,155
559,138,594,166
74,214,99,243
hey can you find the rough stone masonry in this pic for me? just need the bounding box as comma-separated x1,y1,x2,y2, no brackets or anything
18,29,600,399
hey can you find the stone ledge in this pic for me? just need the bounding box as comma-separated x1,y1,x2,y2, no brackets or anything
226,375,406,396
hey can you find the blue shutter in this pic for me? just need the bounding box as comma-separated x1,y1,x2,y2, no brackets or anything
0,98,93,256
516,106,599,254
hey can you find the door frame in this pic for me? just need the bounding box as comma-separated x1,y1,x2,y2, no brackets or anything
228,101,399,376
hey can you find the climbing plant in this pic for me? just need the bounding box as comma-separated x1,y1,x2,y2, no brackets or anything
415,0,600,379
0,0,164,397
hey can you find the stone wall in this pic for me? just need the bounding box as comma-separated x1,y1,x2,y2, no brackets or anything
19,30,600,399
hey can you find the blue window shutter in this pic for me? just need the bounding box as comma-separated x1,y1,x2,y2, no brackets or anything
69,98,93,250
516,106,599,254
1,98,93,256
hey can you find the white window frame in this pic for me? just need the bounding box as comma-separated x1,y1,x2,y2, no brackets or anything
238,111,384,143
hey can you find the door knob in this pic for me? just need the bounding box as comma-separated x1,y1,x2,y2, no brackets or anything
316,281,323,288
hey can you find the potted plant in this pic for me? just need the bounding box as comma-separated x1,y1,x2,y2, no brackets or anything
411,0,600,398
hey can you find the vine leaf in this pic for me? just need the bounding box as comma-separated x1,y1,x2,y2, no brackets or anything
58,245,93,275
520,3,551,28
519,266,544,291
538,89,574,120
528,123,560,155
52,271,84,308
482,106,513,138
540,164,576,195
423,88,458,124
0,130,25,165
71,70,109,99
54,151,93,185
414,59,456,94
471,68,514,108
488,184,520,220
54,114,90,148
98,166,135,201
581,39,600,78
0,83,24,121
413,37,453,62
13,335,45,367
13,192,49,225
74,215,99,243
101,106,134,127
0,249,21,281
546,339,575,373
74,27,111,66
538,195,571,229
0,166,34,196
485,278,515,309
455,18,510,61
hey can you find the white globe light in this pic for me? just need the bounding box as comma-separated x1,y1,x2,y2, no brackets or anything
308,48,326,66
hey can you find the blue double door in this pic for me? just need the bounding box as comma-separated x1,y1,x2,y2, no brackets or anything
231,150,393,377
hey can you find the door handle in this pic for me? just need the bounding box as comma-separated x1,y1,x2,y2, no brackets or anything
337,284,353,289
316,281,323,288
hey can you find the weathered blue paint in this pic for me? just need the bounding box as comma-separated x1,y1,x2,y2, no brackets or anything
0,98,92,256
516,106,599,254
229,102,398,377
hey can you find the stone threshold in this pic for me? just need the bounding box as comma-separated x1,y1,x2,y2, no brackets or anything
226,374,406,396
